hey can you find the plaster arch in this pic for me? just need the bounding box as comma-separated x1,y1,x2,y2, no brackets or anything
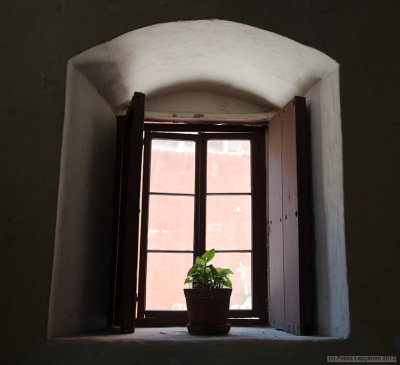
71,19,338,113
48,20,349,338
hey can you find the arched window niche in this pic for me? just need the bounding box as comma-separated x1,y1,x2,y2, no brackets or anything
48,20,349,339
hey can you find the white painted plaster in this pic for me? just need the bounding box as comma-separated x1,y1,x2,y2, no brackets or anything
306,71,349,337
145,90,266,114
50,20,349,338
48,63,116,338
71,20,338,112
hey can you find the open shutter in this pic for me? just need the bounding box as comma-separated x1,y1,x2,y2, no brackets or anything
109,116,125,327
117,92,145,333
268,96,312,335
268,102,285,331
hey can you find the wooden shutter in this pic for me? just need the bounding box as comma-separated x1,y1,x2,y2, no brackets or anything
268,102,285,331
117,92,145,333
268,96,312,335
109,116,125,327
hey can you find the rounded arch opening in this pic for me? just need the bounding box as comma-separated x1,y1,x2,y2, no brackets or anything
48,19,349,338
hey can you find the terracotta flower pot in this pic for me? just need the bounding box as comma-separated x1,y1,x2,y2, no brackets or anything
184,288,232,335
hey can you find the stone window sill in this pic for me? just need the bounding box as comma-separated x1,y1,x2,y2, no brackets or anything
56,327,346,343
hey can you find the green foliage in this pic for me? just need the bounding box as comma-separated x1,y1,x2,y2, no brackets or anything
184,249,233,289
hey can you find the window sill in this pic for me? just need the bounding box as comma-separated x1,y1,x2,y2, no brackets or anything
56,327,346,343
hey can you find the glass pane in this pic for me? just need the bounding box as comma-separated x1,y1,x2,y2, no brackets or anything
150,139,195,194
147,195,194,250
146,253,193,310
206,195,251,250
212,253,252,309
207,140,251,193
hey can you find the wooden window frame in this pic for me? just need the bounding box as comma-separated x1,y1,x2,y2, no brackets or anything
135,123,268,327
112,95,312,335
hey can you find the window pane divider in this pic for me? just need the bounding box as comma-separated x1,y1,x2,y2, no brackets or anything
149,192,195,196
147,131,198,141
206,192,252,196
198,134,207,256
213,250,252,253
147,250,194,253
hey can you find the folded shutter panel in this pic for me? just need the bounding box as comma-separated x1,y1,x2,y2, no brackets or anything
268,96,312,335
118,92,145,333
268,107,285,330
110,116,125,327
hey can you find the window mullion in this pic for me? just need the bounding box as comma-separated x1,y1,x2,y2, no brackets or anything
193,134,200,260
199,134,207,256
194,133,206,259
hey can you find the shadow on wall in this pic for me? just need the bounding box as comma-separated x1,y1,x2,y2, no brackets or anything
144,80,280,113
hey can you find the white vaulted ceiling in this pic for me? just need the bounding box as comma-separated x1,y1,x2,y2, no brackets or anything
71,20,338,113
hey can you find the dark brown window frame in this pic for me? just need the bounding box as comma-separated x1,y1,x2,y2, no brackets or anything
113,95,312,335
135,123,268,327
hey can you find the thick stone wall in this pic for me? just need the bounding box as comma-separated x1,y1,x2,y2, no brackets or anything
1,1,399,364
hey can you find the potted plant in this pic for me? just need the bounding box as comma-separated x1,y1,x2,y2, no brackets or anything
184,248,234,335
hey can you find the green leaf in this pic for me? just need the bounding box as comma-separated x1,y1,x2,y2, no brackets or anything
217,268,234,276
222,278,232,288
195,256,206,265
201,248,215,262
186,250,233,288
209,265,219,276
187,264,198,277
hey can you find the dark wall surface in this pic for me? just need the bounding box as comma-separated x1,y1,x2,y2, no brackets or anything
1,0,399,364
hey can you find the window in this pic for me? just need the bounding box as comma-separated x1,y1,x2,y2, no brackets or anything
135,126,267,326
114,93,312,336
